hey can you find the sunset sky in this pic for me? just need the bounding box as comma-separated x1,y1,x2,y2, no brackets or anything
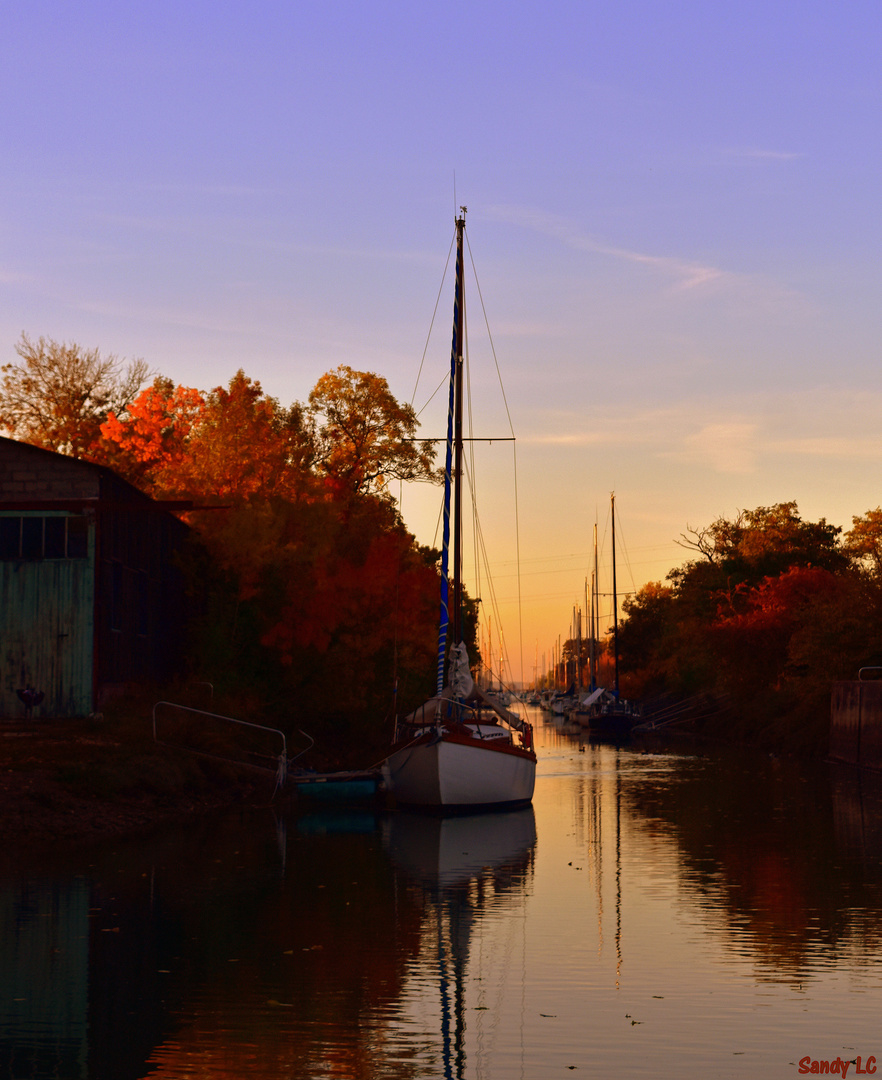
3,1,881,682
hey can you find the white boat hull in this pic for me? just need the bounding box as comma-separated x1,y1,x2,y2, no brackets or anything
384,730,536,809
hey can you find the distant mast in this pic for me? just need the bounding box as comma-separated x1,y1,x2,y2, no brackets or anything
591,521,598,691
611,492,619,698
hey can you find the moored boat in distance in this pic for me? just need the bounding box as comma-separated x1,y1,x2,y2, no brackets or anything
565,492,642,740
383,210,536,810
575,687,641,739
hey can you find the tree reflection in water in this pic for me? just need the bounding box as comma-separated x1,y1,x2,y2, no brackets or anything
4,729,882,1079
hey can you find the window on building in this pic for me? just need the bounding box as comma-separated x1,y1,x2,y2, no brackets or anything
0,517,19,559
44,517,66,558
21,517,42,559
67,516,88,558
0,515,89,559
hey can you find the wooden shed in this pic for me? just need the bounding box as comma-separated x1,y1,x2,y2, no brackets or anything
1,437,192,718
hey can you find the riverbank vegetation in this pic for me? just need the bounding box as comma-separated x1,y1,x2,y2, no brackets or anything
1,335,455,762
4,335,879,765
616,501,882,754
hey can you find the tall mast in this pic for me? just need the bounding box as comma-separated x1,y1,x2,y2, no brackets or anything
611,491,619,698
590,522,597,691
452,209,466,648
436,208,466,691
576,603,581,689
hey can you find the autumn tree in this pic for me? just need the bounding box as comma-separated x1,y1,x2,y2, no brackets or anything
0,333,151,457
100,370,316,502
709,566,841,697
187,493,441,754
618,503,857,716
675,502,846,585
4,341,446,743
99,377,205,493
168,370,316,502
617,581,676,695
843,508,882,573
309,365,438,496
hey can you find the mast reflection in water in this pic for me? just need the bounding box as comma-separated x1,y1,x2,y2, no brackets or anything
382,809,536,1080
3,712,882,1078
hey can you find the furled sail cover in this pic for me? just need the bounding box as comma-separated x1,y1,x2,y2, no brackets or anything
449,642,475,700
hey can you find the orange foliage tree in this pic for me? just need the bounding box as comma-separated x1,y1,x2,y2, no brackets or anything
309,365,437,497
99,377,205,492
187,495,440,754
100,370,316,502
617,503,880,745
6,339,445,748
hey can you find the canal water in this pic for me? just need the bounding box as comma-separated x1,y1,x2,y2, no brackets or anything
3,709,882,1079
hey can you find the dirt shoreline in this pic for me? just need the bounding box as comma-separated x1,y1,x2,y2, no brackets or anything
0,718,281,855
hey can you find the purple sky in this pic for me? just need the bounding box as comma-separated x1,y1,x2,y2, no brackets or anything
3,1,881,678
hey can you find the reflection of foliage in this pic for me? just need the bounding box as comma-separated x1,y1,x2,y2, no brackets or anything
624,750,882,979
87,815,428,1079
617,502,882,750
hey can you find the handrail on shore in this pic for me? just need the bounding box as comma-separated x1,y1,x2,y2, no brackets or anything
153,701,289,795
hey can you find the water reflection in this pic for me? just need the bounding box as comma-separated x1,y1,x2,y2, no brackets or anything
141,811,426,1079
381,810,536,1080
0,879,89,1078
3,722,882,1079
619,744,882,980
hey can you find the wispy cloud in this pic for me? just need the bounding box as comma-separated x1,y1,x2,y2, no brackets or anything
492,203,725,291
587,241,728,293
723,147,804,161
488,204,806,312
492,204,728,293
0,267,33,284
679,421,759,474
528,431,610,446
75,297,257,337
522,390,882,476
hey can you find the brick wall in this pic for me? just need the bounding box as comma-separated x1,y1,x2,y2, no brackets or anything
0,438,100,501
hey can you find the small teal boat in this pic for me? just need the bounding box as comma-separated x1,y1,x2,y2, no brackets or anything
291,770,382,806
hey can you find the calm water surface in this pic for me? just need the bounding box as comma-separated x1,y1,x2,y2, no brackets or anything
3,710,882,1079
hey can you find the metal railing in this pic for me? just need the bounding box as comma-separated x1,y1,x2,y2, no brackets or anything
152,701,289,796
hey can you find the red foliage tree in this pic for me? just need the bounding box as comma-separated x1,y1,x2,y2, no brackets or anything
99,377,204,493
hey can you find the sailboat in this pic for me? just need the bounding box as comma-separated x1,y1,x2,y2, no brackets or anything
579,492,641,739
382,210,537,810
